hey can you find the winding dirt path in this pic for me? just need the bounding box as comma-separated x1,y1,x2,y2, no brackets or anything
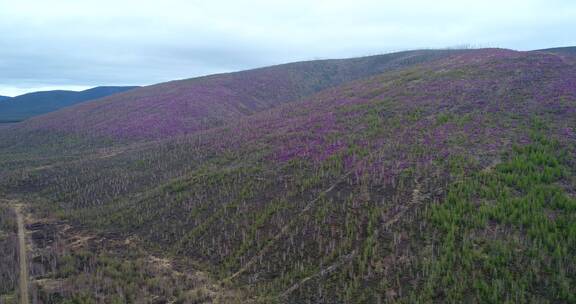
223,171,353,283
13,204,29,304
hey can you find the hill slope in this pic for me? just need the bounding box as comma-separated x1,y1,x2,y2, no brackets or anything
536,46,576,56
0,96,10,102
1,49,575,303
17,50,470,139
0,86,138,123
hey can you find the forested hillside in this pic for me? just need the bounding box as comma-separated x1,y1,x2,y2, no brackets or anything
0,49,575,303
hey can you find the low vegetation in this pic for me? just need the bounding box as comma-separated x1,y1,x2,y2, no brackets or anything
0,204,19,303
0,49,575,302
411,122,576,302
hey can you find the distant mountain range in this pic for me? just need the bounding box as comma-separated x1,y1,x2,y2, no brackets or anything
537,46,576,56
0,96,11,102
0,86,138,123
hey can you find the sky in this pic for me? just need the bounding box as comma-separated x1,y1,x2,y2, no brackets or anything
0,0,575,96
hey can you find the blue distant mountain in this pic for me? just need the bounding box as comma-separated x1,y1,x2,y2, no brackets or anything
0,96,11,102
536,46,576,56
0,86,138,122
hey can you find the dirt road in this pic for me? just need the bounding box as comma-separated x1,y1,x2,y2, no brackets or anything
13,204,29,304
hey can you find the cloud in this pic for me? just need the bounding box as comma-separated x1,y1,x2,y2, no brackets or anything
0,0,575,96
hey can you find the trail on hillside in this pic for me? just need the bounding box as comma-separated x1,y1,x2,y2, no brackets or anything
278,180,425,298
279,250,358,299
27,143,143,173
13,204,29,304
223,171,353,282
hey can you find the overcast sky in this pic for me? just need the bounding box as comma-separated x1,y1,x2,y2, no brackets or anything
0,0,575,96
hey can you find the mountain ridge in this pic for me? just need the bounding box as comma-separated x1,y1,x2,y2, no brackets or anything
15,49,473,139
0,86,139,123
536,46,576,56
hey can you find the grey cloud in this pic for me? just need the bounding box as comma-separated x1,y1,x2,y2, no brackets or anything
0,0,575,96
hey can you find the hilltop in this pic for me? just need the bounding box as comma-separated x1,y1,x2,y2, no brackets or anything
14,50,469,139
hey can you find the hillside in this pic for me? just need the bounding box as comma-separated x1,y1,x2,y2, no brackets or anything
0,96,10,102
537,46,576,56
15,50,470,139
0,86,138,123
0,49,574,303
